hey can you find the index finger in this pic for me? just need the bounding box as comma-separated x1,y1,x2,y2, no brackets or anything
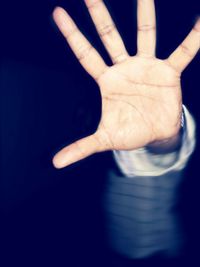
53,7,108,80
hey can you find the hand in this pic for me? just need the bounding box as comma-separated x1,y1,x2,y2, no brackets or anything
52,0,200,169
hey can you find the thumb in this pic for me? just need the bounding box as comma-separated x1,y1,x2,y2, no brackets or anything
52,134,101,169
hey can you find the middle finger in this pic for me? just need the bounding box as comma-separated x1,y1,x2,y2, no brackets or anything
85,0,129,64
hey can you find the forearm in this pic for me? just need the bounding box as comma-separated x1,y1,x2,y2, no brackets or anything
105,106,195,258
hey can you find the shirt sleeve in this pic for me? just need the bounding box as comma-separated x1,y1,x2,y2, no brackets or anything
112,105,196,177
103,105,196,259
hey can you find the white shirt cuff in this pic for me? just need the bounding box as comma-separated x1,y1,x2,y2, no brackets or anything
113,105,196,177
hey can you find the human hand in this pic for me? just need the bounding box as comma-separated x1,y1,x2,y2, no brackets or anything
52,0,200,168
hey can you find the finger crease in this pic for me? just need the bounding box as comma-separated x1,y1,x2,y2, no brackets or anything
87,0,102,9
74,141,85,158
113,53,128,64
101,122,115,149
99,24,116,37
138,25,156,32
180,44,194,58
65,28,79,39
77,45,93,61
137,51,154,58
165,60,181,75
92,134,103,149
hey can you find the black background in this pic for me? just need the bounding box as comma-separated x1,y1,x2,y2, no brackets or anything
0,0,200,266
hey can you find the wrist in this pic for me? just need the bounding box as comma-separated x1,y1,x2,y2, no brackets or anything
146,110,185,154
146,130,183,154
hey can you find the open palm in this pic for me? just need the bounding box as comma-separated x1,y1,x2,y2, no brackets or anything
53,0,200,168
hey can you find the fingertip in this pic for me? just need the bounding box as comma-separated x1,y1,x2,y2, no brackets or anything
52,155,65,169
52,6,66,23
52,7,61,25
53,6,63,16
195,17,200,32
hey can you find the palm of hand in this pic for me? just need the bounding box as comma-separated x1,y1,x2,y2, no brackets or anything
97,57,181,150
53,0,199,168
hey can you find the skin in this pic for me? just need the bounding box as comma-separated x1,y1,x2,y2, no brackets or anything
52,0,200,169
